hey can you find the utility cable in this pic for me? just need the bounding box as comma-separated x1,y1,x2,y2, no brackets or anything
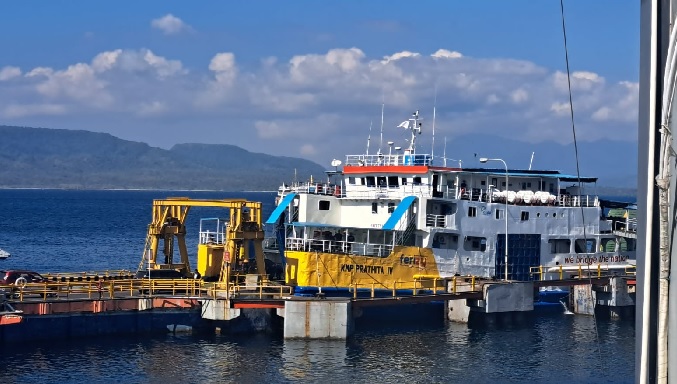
559,0,603,363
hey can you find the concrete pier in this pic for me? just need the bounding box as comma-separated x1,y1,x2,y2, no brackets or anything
447,281,534,324
278,298,353,339
572,277,635,319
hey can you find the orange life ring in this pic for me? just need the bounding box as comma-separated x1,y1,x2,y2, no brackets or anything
316,184,323,193
334,186,342,196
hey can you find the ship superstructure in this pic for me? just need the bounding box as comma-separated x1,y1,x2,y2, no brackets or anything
266,111,636,292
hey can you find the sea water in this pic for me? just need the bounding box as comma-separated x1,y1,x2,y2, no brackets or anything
0,190,634,383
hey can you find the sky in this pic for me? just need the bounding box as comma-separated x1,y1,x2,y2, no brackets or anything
0,1,639,170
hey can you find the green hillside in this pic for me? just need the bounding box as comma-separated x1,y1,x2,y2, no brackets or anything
0,126,327,191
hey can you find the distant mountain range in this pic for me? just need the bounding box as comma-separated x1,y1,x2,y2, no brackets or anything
0,126,327,191
0,125,637,196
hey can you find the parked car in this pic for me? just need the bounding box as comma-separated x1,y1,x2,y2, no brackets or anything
0,270,47,285
0,270,56,298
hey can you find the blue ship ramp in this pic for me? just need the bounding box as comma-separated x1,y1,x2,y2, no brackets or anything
382,196,417,230
265,193,297,224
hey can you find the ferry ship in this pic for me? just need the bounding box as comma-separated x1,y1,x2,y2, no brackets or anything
265,110,636,294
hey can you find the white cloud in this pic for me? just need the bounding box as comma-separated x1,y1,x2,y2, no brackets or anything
151,14,191,35
510,88,529,103
0,47,638,165
300,144,317,156
255,121,284,139
381,51,421,64
0,66,21,81
431,49,463,59
550,102,571,116
92,50,122,72
25,67,53,77
35,63,111,107
553,70,605,92
2,103,66,118
209,52,237,83
137,101,168,117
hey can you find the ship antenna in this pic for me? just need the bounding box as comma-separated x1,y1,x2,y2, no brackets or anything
431,86,437,164
443,136,447,167
366,120,372,155
529,151,535,170
409,110,420,153
379,97,385,155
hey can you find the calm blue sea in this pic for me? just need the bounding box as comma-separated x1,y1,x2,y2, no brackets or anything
0,190,635,383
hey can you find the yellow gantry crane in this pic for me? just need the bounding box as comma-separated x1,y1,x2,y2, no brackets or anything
137,198,267,284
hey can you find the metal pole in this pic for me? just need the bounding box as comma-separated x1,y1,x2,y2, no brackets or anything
500,159,509,281
479,157,509,280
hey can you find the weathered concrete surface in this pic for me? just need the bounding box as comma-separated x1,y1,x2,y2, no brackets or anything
282,298,353,339
448,281,534,323
574,277,635,319
482,282,534,313
200,299,241,320
446,279,473,322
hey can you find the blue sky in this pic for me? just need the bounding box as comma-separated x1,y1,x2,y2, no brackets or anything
0,1,639,170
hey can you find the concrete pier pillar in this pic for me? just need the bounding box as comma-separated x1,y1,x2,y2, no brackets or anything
280,298,353,339
572,284,596,315
199,299,241,320
574,277,635,319
448,281,534,324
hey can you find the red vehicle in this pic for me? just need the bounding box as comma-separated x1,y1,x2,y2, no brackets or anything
0,270,55,298
0,270,47,286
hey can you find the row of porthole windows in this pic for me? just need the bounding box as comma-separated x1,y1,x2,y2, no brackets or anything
467,206,564,220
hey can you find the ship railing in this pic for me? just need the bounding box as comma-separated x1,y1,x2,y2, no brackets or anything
211,283,293,299
530,263,636,281
287,182,345,197
263,237,280,250
345,153,433,167
285,237,393,257
199,218,228,245
556,194,599,207
349,275,480,299
426,214,446,227
7,279,207,302
613,217,637,233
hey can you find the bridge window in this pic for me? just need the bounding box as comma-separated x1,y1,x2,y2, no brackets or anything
464,236,487,252
388,202,395,213
521,211,529,221
600,238,616,252
388,176,399,187
413,176,422,185
468,207,477,217
377,176,387,187
365,176,376,187
319,200,330,210
549,239,571,253
401,177,407,185
372,202,378,214
619,238,636,252
574,239,596,253
495,209,502,220
433,233,458,249
348,177,355,185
